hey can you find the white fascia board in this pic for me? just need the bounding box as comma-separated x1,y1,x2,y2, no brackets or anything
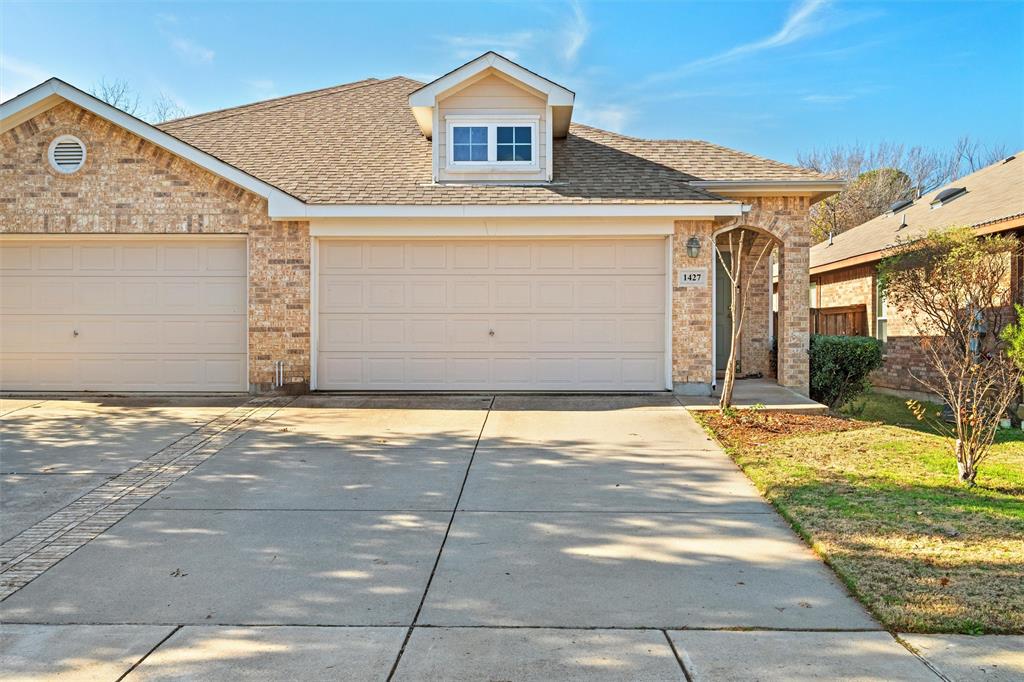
309,217,676,238
2,78,301,208
409,53,574,107
690,179,846,194
270,201,744,220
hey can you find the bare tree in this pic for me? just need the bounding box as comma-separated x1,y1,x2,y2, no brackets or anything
880,228,1022,486
799,138,1011,241
89,78,188,123
947,136,1008,177
150,92,188,123
716,229,774,409
90,78,142,117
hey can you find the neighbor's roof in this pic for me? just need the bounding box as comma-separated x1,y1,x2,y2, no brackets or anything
159,76,833,206
810,153,1024,272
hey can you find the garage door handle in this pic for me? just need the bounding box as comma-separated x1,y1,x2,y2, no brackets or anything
489,329,495,336
73,329,79,337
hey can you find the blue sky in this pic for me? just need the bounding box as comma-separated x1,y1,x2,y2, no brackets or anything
2,0,1021,163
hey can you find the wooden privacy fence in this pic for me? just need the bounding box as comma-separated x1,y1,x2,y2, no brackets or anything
770,304,869,338
811,304,868,337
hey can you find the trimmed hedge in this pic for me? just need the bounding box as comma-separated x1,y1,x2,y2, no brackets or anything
809,335,884,408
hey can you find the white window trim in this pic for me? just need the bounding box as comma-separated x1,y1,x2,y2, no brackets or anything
875,278,888,343
445,114,540,173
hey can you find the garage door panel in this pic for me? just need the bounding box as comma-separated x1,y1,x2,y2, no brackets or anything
0,240,246,392
122,246,159,271
1,315,245,354
38,245,74,270
318,275,663,314
320,315,663,353
79,245,117,271
0,245,32,270
0,354,245,391
3,276,243,315
317,352,665,391
318,240,666,276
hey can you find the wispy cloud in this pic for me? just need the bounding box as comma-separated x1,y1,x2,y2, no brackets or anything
441,31,536,62
244,78,279,98
801,93,855,104
157,13,214,65
171,37,214,65
574,104,631,131
644,0,833,84
0,53,51,100
439,1,588,65
561,0,589,63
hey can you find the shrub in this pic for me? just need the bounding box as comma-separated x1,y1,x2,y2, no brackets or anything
809,335,883,408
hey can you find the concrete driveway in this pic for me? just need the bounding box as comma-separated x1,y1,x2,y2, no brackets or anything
0,395,949,680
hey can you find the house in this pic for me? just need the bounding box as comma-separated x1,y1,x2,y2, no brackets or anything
0,52,841,394
809,154,1024,396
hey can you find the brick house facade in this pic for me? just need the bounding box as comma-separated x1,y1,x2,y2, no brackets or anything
809,155,1023,396
1,101,311,391
2,53,837,394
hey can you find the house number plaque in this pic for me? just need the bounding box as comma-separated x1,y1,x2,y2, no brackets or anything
677,268,707,288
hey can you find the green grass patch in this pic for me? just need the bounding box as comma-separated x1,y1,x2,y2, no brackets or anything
698,391,1024,634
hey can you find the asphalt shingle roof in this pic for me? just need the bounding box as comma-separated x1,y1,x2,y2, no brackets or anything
810,154,1024,270
160,76,831,205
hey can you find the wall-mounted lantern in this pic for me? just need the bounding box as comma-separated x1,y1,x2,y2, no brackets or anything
686,235,702,258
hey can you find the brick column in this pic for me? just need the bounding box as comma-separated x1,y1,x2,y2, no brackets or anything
739,234,774,377
671,219,715,394
248,220,311,392
777,240,810,394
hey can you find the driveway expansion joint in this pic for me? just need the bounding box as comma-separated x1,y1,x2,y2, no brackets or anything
386,395,495,682
0,397,294,601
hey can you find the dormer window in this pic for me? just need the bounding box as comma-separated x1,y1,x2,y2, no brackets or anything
446,115,539,172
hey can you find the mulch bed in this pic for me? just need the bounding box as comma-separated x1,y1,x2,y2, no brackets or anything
700,409,873,449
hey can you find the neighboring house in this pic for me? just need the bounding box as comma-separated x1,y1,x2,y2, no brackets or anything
809,154,1024,395
0,52,841,394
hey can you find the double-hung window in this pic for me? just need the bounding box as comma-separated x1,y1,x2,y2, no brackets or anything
446,116,539,171
875,278,888,345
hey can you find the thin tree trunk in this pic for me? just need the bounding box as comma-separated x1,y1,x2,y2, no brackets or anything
717,229,773,410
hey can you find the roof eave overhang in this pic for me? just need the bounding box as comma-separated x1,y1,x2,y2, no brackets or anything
691,179,845,202
0,78,305,212
268,198,743,221
809,214,1024,274
407,52,575,138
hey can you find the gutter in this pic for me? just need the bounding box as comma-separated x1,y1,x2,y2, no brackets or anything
690,179,846,197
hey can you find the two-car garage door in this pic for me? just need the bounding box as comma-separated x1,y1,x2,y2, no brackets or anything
0,239,247,391
316,238,668,391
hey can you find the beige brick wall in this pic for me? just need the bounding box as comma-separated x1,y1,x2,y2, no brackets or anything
672,196,813,395
0,101,310,391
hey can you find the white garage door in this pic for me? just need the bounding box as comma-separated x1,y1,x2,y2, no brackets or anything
316,239,667,391
0,238,247,391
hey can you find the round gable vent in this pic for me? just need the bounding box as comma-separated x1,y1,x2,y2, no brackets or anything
48,135,86,174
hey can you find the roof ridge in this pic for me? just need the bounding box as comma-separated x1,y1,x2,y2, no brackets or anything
159,77,391,129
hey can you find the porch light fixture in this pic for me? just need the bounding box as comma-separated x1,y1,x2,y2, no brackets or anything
686,236,702,258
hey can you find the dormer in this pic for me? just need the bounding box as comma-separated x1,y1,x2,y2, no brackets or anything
409,52,575,183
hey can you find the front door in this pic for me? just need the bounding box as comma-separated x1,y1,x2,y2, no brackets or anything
715,252,733,371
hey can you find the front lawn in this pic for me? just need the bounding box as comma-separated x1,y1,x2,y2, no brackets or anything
697,392,1024,634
